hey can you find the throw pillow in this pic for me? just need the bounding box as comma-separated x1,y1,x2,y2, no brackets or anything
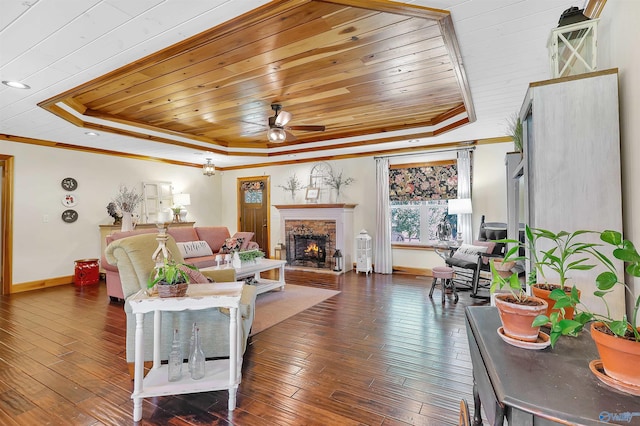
177,264,211,283
451,243,489,264
176,241,213,259
219,237,244,254
473,240,496,264
232,232,255,250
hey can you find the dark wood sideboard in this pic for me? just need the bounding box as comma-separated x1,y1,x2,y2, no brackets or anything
465,306,640,425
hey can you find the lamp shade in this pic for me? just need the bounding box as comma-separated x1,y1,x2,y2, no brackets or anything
448,198,472,215
173,193,191,206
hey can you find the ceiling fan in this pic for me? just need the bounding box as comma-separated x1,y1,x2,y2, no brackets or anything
267,104,325,143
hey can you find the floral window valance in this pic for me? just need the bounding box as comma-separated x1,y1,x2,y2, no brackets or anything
389,160,458,201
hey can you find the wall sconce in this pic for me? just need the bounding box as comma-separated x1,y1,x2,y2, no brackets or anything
203,158,215,176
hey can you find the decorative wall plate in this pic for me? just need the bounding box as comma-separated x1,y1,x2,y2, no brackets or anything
61,209,78,223
61,177,78,191
62,194,77,207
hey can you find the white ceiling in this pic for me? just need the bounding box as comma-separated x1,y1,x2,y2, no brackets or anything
0,0,580,169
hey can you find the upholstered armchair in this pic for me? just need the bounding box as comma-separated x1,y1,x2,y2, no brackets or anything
104,233,257,374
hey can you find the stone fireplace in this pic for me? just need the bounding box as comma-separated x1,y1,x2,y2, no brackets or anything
275,204,356,273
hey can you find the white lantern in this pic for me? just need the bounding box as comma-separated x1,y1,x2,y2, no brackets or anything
355,229,372,275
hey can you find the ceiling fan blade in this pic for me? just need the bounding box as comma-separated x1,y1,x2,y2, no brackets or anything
275,110,292,127
287,125,326,132
285,130,297,141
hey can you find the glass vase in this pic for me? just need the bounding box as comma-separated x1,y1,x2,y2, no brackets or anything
190,327,205,380
168,329,182,382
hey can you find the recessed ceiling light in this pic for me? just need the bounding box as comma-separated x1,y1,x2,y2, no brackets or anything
2,80,30,89
85,131,99,136
408,139,420,143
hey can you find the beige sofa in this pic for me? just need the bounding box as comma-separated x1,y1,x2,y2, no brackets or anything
102,226,257,301
104,233,257,373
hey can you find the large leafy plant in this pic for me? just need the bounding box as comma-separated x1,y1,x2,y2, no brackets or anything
147,259,196,288
533,230,640,346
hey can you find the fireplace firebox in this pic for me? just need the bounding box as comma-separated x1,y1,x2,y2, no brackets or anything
287,225,330,268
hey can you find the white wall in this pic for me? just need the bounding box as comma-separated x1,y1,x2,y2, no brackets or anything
1,141,221,286
598,0,640,320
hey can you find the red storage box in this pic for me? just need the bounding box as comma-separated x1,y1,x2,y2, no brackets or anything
74,259,100,286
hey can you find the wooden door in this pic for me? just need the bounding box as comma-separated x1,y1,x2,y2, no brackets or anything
237,176,270,256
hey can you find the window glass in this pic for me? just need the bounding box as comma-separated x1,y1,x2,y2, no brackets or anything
391,200,457,243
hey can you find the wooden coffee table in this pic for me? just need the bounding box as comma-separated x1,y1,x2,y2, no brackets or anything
202,259,286,295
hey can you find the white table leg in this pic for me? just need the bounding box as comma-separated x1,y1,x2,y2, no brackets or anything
153,310,161,369
228,306,238,411
133,312,144,421
278,263,285,290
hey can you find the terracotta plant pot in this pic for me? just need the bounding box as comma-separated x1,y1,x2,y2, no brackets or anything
531,283,580,320
494,293,548,342
492,259,516,278
591,322,640,388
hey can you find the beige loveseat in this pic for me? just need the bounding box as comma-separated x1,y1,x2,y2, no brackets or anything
102,226,257,301
104,233,257,375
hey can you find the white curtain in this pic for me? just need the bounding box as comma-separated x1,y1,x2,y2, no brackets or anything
375,157,393,274
457,150,473,244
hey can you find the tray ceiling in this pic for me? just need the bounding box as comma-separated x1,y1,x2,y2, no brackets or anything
39,0,473,155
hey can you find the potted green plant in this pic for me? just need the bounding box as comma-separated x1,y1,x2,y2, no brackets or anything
277,174,304,202
148,259,196,297
238,249,265,264
506,112,523,154
490,260,548,345
499,226,598,321
545,230,640,390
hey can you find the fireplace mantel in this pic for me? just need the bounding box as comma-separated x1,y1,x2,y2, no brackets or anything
274,203,357,210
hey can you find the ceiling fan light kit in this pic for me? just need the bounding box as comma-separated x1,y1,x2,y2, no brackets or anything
267,127,287,143
267,103,325,143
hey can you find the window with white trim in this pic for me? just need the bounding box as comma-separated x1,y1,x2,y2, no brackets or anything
389,160,459,244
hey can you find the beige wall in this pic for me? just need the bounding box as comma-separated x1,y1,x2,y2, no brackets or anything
598,0,640,319
0,141,221,286
220,142,512,272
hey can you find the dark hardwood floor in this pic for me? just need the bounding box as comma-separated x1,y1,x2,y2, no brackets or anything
0,271,489,425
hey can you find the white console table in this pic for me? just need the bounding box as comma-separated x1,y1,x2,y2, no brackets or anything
202,259,286,295
128,282,243,422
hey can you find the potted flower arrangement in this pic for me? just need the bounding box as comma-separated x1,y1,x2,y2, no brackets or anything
112,184,144,231
324,169,354,202
148,259,197,297
490,260,548,345
278,174,304,202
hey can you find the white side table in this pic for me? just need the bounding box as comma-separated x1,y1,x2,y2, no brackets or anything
128,282,244,422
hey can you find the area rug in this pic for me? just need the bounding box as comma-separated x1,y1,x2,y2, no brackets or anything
250,284,340,335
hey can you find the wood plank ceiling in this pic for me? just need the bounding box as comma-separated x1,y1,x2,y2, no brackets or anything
39,0,472,153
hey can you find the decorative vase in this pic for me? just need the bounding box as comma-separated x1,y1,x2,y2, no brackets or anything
232,251,241,268
532,283,580,320
190,327,205,380
494,293,548,342
591,321,640,389
168,328,182,382
121,211,134,232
